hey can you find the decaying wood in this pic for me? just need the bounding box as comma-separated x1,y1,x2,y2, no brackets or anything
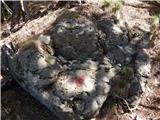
0,8,63,47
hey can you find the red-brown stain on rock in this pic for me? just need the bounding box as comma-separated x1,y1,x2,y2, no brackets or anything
72,75,85,87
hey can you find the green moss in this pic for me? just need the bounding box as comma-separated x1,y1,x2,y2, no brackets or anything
104,97,117,109
120,66,133,77
45,57,52,65
103,0,112,8
102,0,124,12
150,14,160,33
112,0,123,12
61,9,80,19
112,91,121,97
79,55,88,63
117,80,128,88
66,25,80,31
121,66,129,74
151,15,159,25
47,10,54,16
17,39,36,52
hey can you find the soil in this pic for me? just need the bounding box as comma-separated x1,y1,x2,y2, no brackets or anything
1,82,58,120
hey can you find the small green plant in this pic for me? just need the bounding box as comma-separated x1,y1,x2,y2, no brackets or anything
112,0,123,12
112,91,122,97
150,14,160,33
104,96,117,109
79,55,87,63
120,66,133,77
66,26,80,31
122,66,129,74
119,80,129,89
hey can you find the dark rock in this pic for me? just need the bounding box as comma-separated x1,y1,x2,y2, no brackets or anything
10,29,111,119
106,46,126,64
128,81,143,98
1,43,15,87
52,18,103,60
2,31,11,38
135,50,151,77
129,27,150,49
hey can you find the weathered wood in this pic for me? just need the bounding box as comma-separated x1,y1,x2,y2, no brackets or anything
0,8,62,48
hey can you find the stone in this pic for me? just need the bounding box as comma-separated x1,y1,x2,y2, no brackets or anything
1,43,15,87
106,45,126,64
120,5,151,32
99,19,137,64
129,27,150,49
127,73,150,107
38,34,51,45
106,68,117,79
54,70,96,100
58,55,68,64
10,21,111,119
82,60,98,70
8,13,152,118
102,57,113,68
128,81,143,98
135,50,151,77
127,79,143,107
39,65,61,79
52,18,103,60
100,20,126,46
136,63,151,77
98,18,151,109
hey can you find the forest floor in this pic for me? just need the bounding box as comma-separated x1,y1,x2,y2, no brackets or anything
1,1,160,120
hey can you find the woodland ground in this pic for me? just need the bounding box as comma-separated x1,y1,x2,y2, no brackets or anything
1,1,160,120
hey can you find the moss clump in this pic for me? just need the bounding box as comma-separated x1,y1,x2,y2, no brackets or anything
150,14,160,33
61,9,80,19
120,66,134,77
102,0,124,12
104,96,117,109
117,80,128,89
112,0,123,12
47,10,54,16
79,55,88,63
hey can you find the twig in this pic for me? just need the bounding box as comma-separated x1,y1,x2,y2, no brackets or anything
114,94,139,113
1,105,10,114
1,0,13,15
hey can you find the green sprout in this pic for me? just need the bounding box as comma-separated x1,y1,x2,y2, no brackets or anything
118,80,128,89
79,55,87,63
122,66,129,74
120,66,133,77
104,96,117,109
47,10,54,16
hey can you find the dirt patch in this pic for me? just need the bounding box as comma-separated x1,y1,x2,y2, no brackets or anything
1,82,58,120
